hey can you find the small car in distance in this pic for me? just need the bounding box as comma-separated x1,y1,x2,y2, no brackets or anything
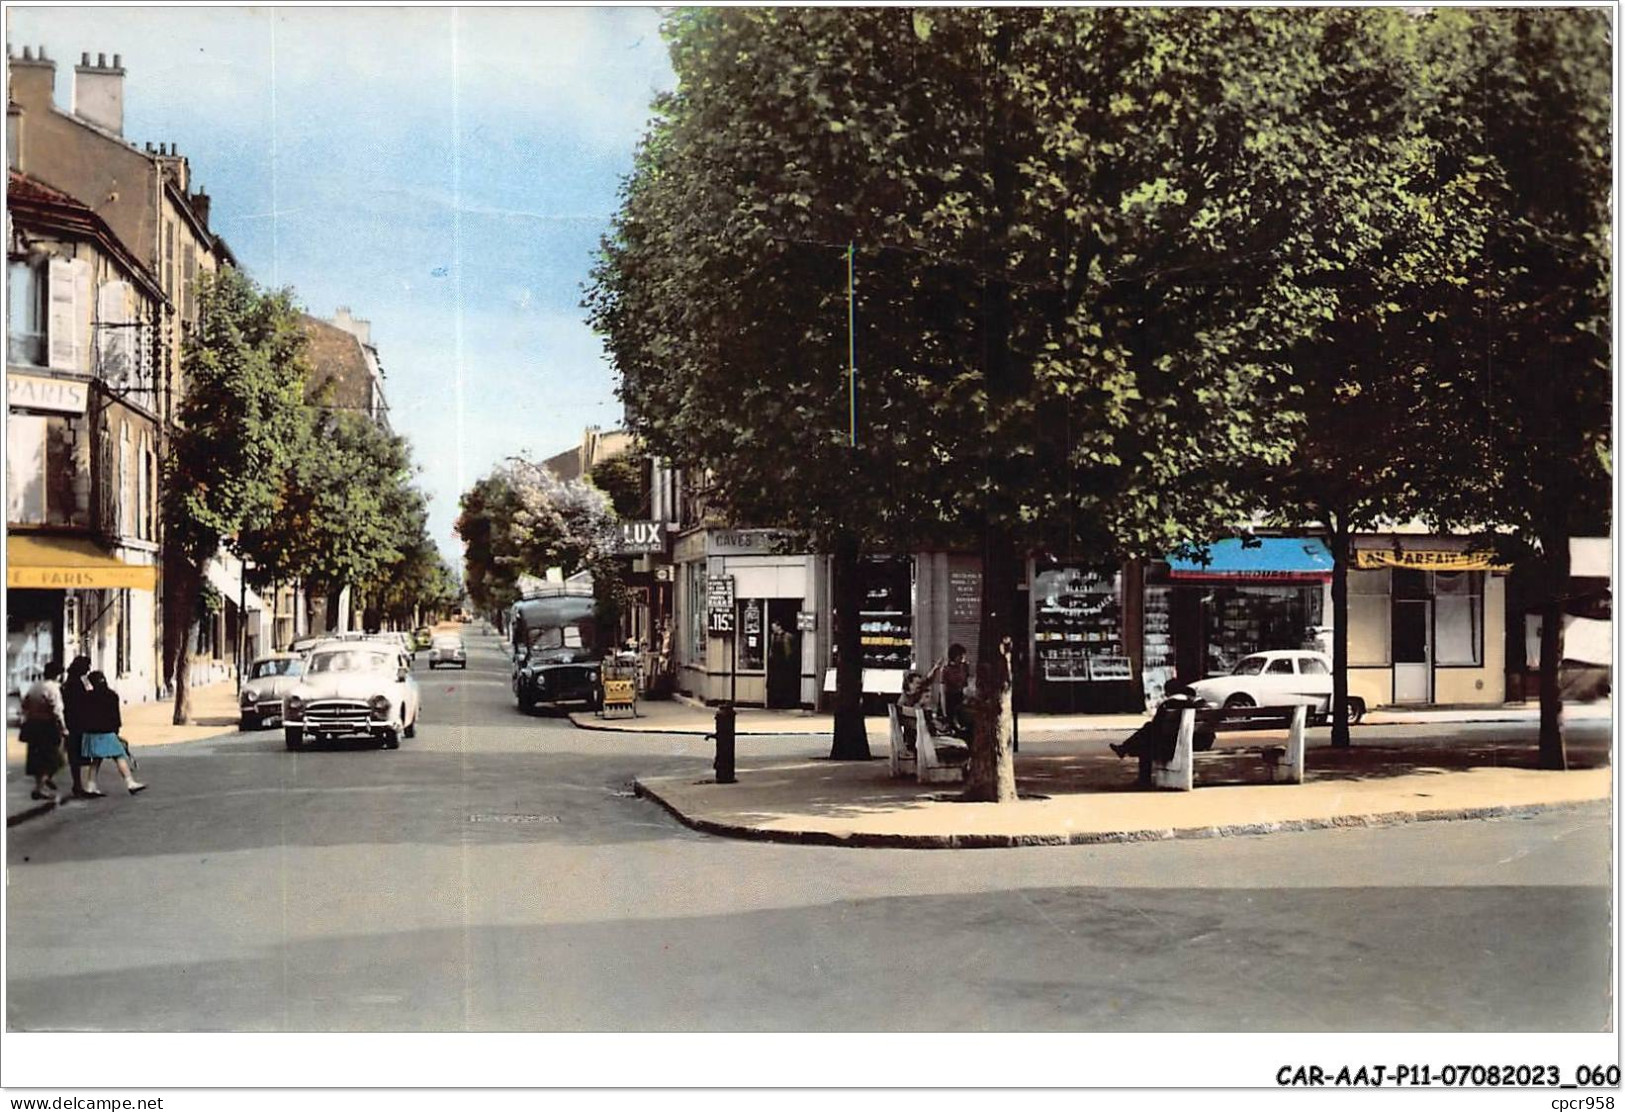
427,633,467,670
282,642,421,751
413,627,434,651
1176,650,1363,723
239,653,304,730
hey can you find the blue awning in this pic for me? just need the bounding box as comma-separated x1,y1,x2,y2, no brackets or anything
1168,537,1334,582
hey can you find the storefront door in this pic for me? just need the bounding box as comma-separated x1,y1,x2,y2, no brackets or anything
766,598,802,709
1393,598,1433,703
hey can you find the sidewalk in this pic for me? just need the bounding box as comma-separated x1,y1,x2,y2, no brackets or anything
6,680,241,825
572,695,1614,737
633,724,1614,849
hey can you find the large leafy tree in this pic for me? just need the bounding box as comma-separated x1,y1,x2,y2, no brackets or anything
1436,9,1612,768
163,269,308,723
591,9,1397,799
1252,8,1489,747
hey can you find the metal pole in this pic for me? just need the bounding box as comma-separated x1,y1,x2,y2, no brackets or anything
237,562,246,692
730,629,737,706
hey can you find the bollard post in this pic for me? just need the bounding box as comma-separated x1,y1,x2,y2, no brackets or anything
712,701,737,784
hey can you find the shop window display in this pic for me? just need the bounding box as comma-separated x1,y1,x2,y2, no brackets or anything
1200,586,1323,675
858,556,913,671
1033,566,1139,711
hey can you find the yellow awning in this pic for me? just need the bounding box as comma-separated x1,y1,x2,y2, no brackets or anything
6,534,158,590
1354,548,1510,572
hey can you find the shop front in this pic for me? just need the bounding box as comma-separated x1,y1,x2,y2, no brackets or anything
1159,537,1334,698
5,532,157,721
1348,536,1507,708
673,528,820,708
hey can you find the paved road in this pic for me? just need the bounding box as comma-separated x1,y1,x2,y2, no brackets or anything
5,630,1611,1032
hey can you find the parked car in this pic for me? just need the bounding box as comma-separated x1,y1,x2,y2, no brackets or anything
1174,650,1364,723
288,636,323,656
282,642,421,751
413,627,434,650
239,653,305,730
427,633,467,670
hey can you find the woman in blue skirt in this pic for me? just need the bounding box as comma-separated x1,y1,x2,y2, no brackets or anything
78,671,145,796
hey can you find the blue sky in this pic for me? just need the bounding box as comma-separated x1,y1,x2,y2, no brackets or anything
8,6,675,563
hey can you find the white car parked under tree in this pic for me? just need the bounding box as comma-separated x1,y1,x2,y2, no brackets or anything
1177,650,1364,723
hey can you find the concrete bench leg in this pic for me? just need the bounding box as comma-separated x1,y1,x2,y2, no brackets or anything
1151,708,1195,791
1274,705,1307,784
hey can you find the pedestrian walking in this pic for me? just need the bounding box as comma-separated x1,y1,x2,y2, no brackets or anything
78,671,145,796
21,661,66,800
60,654,94,799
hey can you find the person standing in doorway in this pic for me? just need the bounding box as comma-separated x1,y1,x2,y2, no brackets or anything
21,661,66,800
60,655,94,800
78,671,145,796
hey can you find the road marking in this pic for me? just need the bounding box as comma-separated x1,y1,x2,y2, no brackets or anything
467,813,560,824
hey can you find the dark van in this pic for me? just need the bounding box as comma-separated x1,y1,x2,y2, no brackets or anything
511,591,603,713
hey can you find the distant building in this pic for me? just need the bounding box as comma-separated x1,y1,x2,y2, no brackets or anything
305,306,389,429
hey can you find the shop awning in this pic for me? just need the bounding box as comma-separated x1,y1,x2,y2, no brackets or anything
7,534,157,591
1167,537,1334,583
206,557,265,612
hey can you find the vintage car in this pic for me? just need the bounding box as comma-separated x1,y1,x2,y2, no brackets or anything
1173,650,1364,723
238,653,305,730
413,627,434,651
427,633,467,670
282,641,422,750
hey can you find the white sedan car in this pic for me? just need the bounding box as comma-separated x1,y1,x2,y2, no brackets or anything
427,633,467,670
281,642,421,750
1183,650,1364,722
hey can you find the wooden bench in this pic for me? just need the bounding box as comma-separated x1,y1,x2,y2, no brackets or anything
887,703,969,784
1149,704,1308,791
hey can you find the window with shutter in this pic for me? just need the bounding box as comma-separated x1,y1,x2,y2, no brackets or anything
46,256,77,370
119,422,134,538
97,280,135,386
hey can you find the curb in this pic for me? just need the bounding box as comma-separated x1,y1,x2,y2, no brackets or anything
631,778,1605,850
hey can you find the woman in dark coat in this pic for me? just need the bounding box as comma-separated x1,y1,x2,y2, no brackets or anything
20,660,65,800
78,671,145,796
60,655,92,798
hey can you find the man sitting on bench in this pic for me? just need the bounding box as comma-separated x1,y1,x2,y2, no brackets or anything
1110,693,1215,760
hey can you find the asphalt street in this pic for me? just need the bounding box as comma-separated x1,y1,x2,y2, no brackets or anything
4,630,1612,1032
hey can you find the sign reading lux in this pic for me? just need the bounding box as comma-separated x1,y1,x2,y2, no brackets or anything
614,521,666,555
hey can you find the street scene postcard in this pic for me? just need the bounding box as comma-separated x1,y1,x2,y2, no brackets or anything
1,4,1617,1107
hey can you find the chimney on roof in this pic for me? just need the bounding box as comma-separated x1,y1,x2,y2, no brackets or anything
8,44,57,114
329,306,372,346
190,188,210,229
73,49,125,135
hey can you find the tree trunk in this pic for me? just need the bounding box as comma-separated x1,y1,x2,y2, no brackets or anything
829,531,871,760
167,558,200,725
964,526,1019,803
1328,516,1353,749
325,584,345,633
1537,523,1569,770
